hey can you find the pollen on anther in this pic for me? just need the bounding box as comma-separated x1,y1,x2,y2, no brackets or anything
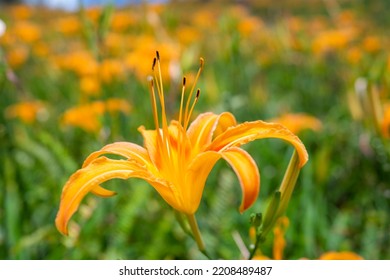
196,89,200,99
152,58,156,70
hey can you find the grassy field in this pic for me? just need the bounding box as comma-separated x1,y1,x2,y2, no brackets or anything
0,0,389,260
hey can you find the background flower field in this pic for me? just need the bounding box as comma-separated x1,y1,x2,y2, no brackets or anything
1,0,389,260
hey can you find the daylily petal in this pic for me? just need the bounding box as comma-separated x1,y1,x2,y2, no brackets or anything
184,151,222,214
138,125,161,168
187,112,219,149
55,157,167,235
145,179,180,213
187,112,236,153
91,185,116,197
82,141,154,170
220,147,260,213
212,112,237,138
138,123,191,172
166,120,192,158
208,121,309,167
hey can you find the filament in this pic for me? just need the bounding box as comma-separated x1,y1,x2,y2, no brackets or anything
179,76,186,126
183,58,204,130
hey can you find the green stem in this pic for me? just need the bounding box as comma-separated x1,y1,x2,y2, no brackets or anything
248,235,264,260
174,211,191,236
186,214,210,259
275,150,300,217
248,151,301,260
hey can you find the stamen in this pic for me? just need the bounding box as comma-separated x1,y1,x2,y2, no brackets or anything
199,57,204,69
179,76,186,126
148,77,160,132
185,89,201,129
152,51,172,164
149,74,172,169
152,57,156,70
177,76,188,169
155,51,165,107
183,58,204,130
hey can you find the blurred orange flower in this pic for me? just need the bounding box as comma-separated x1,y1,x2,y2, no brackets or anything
191,8,217,30
99,59,126,83
272,216,289,260
336,10,356,27
270,113,322,134
312,28,356,55
61,99,131,133
62,101,104,133
381,103,390,138
84,7,101,24
80,76,101,96
6,45,29,68
10,5,32,20
346,47,362,64
252,216,289,260
252,217,363,260
104,32,126,56
55,51,98,77
362,36,381,53
176,26,202,46
13,21,41,43
319,251,363,260
238,16,264,38
125,38,180,80
5,101,47,124
55,17,81,36
105,98,131,114
33,42,50,57
110,11,136,32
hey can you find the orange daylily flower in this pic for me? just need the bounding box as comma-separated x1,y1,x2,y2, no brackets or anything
381,103,390,138
319,251,363,260
5,100,47,124
252,217,363,260
13,21,41,43
55,53,308,238
61,99,131,133
251,216,289,260
269,113,322,135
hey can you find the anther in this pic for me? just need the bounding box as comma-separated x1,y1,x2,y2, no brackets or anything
152,58,156,70
182,77,186,86
156,50,160,61
196,89,200,99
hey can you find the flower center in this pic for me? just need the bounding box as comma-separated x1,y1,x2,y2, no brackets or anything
148,51,204,178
